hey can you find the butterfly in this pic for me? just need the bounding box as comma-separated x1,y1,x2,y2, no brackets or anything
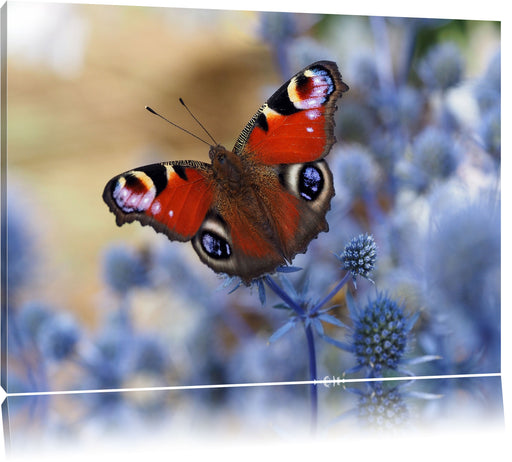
103,61,348,283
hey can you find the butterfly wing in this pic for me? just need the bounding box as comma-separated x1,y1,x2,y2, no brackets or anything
233,60,348,165
103,160,214,242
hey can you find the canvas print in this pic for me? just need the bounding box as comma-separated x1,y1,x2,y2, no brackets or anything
1,0,502,455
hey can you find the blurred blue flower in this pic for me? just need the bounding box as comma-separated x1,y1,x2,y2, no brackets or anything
37,313,80,361
286,36,336,72
332,145,379,203
337,101,375,145
425,186,500,371
370,85,424,132
349,54,379,95
413,127,458,179
227,331,307,384
85,324,134,393
258,11,297,45
479,105,500,159
382,205,425,271
370,130,405,178
427,186,500,317
258,12,302,78
474,50,500,113
102,243,150,294
132,335,169,375
404,126,459,192
17,302,53,342
418,42,464,91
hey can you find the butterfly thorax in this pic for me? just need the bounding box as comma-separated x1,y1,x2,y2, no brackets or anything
209,145,244,193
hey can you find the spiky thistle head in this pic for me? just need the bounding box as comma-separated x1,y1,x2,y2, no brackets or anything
339,233,377,283
351,292,415,376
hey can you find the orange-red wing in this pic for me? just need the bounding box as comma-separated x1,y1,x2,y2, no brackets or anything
103,160,214,242
233,61,348,165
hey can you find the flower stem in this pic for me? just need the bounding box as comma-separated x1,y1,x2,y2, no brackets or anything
263,275,304,316
264,275,318,432
312,272,351,314
304,322,318,433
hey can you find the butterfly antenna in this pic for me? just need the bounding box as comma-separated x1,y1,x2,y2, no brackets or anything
179,98,218,146
145,106,211,147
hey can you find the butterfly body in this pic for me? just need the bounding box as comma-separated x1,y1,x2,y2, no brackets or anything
103,61,348,283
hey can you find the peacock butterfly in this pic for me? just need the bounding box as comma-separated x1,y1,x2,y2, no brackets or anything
103,61,348,283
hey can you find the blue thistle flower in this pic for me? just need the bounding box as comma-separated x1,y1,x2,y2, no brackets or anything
338,233,377,283
102,244,150,294
418,42,464,91
347,292,418,377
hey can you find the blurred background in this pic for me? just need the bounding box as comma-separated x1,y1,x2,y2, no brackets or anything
4,0,501,447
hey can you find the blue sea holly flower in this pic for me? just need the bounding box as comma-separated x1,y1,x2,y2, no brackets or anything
347,292,418,377
418,42,464,91
339,233,377,283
